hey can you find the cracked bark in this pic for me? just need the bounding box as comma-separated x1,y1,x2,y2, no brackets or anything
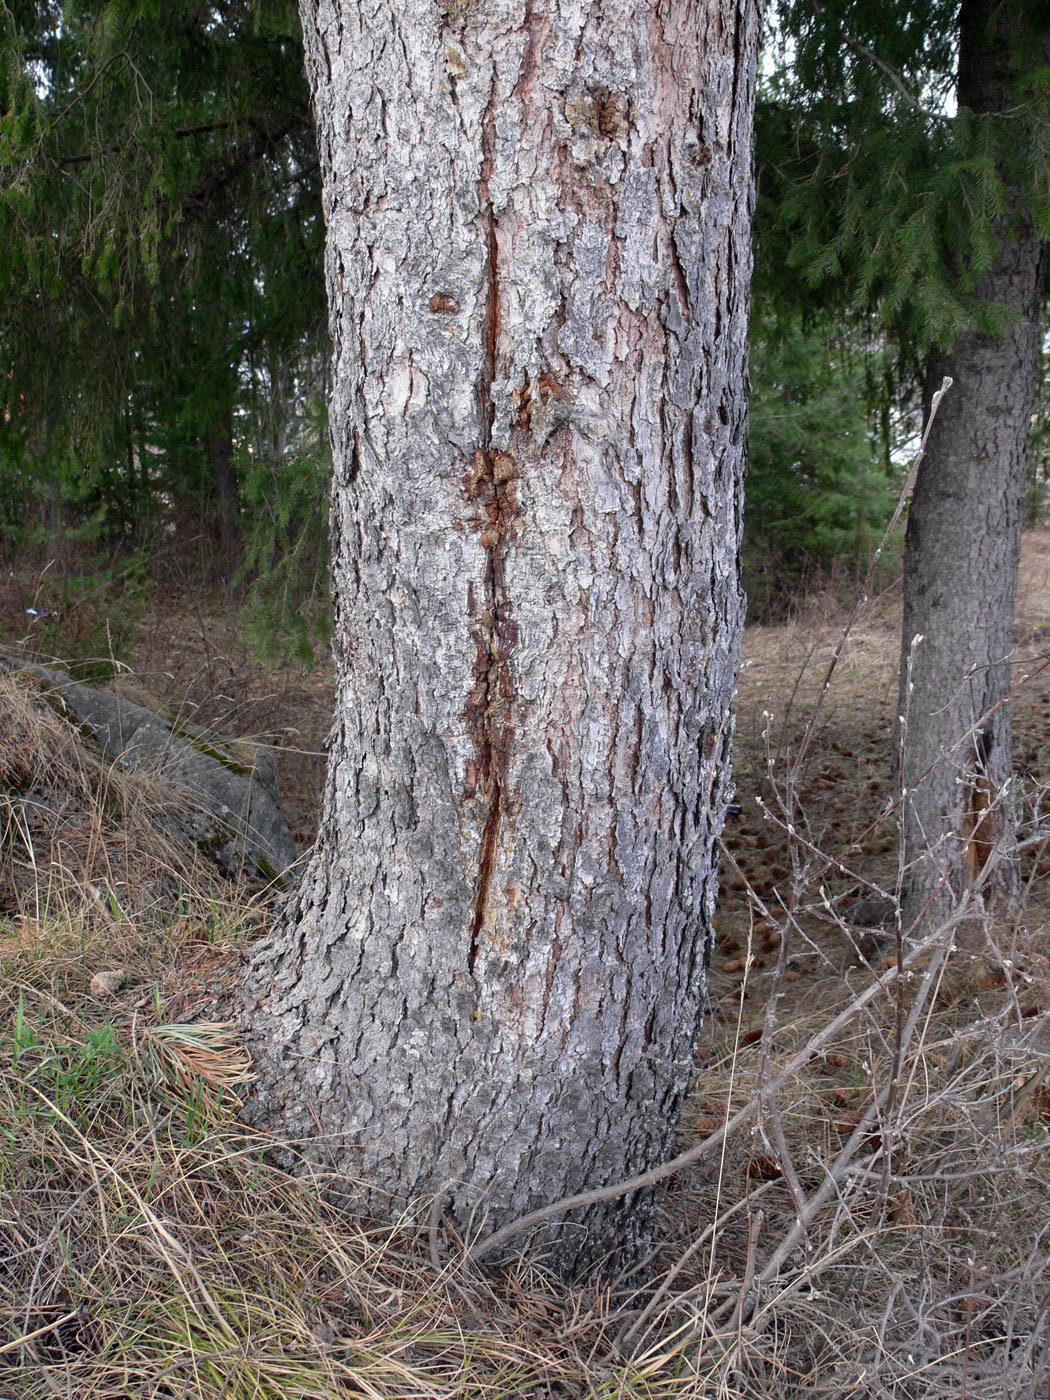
898,0,1048,934
239,0,759,1275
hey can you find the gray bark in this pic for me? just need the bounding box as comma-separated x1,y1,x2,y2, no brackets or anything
240,0,758,1273
898,0,1048,934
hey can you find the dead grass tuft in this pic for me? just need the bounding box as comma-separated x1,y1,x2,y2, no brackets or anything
0,669,273,938
0,943,676,1399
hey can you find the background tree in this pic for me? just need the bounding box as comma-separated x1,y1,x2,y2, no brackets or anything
758,0,1050,929
899,0,1048,928
240,0,760,1275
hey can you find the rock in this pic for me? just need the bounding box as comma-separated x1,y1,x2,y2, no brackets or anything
1,658,299,886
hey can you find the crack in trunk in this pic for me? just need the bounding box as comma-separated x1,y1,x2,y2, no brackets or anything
464,201,519,975
464,442,520,972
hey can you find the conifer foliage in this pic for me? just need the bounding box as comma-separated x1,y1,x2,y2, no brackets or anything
745,302,903,612
0,0,327,619
763,0,1050,347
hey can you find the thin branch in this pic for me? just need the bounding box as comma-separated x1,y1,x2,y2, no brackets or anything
843,32,951,121
48,24,140,131
57,120,236,169
735,933,951,1321
811,4,1049,123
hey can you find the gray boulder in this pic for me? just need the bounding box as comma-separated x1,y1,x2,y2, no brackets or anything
2,658,299,885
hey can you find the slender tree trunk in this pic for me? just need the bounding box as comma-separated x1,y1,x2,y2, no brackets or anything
240,0,759,1274
898,0,1047,934
206,397,242,569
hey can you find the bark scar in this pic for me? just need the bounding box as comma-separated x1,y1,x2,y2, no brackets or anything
464,444,519,973
463,199,519,977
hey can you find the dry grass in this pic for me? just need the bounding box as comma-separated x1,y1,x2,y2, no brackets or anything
0,668,274,940
0,944,699,1399
678,910,1050,1398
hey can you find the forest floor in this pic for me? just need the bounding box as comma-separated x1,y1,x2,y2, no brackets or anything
2,535,1050,1396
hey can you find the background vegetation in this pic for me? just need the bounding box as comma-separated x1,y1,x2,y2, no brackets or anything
2,1,1050,1395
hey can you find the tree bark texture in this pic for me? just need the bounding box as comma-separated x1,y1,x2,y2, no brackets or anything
898,0,1048,933
241,0,758,1271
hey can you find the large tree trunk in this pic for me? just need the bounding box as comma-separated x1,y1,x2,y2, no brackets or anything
898,0,1047,936
241,0,758,1273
